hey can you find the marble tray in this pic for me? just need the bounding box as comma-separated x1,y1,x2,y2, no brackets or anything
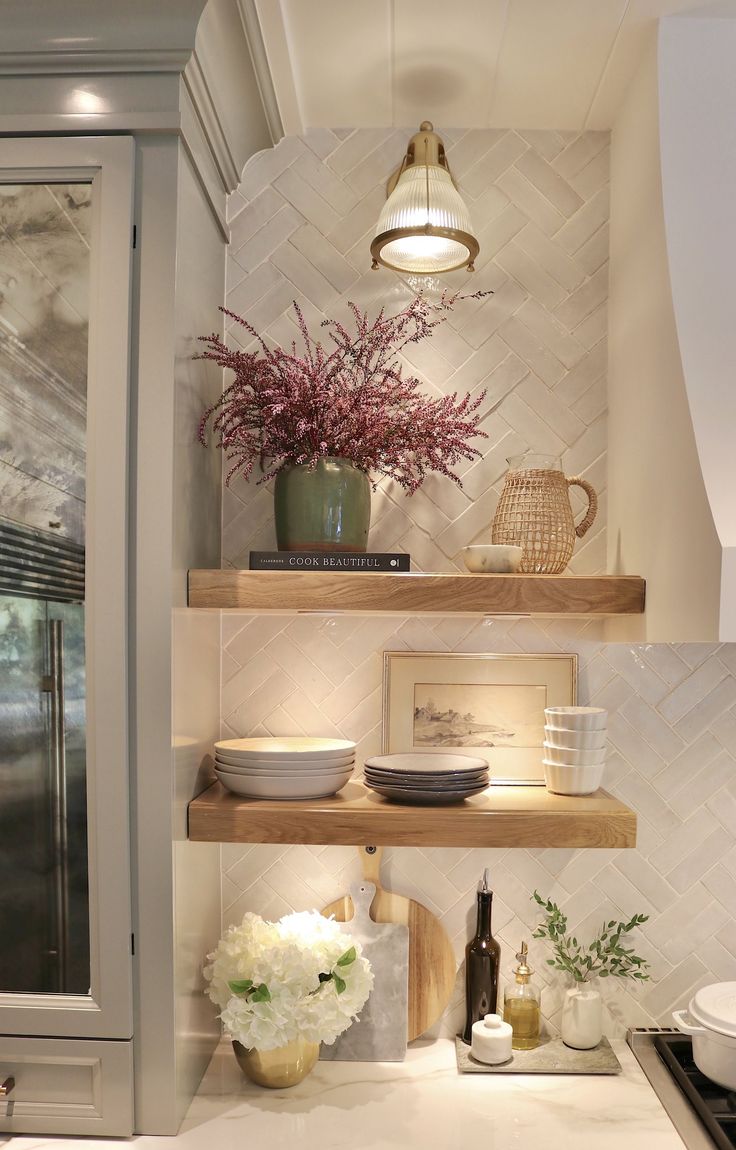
455,1035,622,1074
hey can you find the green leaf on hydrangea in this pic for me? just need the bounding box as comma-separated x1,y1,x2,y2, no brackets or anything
333,974,346,994
336,947,356,967
228,979,254,995
250,983,271,1003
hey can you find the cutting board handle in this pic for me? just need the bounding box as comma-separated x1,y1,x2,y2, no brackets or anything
349,881,377,927
358,845,384,887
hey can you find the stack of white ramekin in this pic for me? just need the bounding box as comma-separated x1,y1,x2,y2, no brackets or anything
542,707,607,795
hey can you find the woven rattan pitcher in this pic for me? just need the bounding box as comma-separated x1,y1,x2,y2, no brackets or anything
491,453,598,574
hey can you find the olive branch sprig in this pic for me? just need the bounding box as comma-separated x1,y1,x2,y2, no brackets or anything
531,891,650,984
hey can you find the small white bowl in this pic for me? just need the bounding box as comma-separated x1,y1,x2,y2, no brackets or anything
462,545,523,573
543,761,605,796
544,706,608,731
542,743,607,766
544,726,607,751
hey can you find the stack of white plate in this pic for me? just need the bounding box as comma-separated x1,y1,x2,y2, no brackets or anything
363,753,489,805
213,737,356,800
543,707,607,795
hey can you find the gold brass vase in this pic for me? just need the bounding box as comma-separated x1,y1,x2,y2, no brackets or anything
232,1037,319,1088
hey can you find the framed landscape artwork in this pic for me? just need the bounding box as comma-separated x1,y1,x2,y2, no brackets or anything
382,652,578,784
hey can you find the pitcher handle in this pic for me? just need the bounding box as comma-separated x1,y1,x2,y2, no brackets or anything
567,476,598,539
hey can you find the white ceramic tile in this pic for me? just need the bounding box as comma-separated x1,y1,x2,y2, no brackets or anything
326,129,393,177
648,808,718,876
569,148,611,201
553,132,609,180
517,373,587,443
651,731,723,799
658,656,728,724
270,241,339,312
666,827,734,895
675,679,736,743
462,131,529,198
497,165,567,236
514,148,585,218
703,864,736,919
294,146,358,214
641,953,709,1018
554,185,610,255
710,708,736,755
668,751,736,820
230,186,286,253
574,222,610,278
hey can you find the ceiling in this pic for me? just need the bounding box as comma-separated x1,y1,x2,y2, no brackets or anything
249,0,736,133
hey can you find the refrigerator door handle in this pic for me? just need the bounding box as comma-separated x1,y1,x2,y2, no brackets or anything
47,618,69,992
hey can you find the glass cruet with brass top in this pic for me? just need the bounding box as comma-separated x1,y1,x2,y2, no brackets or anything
503,941,541,1050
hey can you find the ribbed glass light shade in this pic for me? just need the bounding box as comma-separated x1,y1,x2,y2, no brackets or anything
372,165,477,274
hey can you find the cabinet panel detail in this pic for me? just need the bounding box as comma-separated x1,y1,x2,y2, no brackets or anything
0,1035,133,1137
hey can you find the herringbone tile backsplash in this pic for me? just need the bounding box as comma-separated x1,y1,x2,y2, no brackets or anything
219,130,736,1040
223,127,608,573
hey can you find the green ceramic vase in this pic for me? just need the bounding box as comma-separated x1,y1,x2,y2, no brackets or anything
274,457,371,552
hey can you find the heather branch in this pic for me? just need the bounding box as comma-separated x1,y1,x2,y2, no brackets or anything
198,292,491,491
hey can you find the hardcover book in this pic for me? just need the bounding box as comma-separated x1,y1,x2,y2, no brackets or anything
249,551,410,572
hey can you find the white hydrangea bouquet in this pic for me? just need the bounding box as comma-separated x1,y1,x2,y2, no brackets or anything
204,910,373,1051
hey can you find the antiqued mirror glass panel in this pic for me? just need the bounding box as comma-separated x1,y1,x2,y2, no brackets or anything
0,182,91,994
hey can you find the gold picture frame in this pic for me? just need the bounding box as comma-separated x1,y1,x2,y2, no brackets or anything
382,651,577,785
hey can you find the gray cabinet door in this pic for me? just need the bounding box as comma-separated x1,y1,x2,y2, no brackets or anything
0,136,134,1044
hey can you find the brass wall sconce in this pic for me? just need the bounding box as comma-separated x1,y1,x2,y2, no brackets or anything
371,121,478,275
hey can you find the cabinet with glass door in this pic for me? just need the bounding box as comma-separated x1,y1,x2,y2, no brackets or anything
0,136,134,1137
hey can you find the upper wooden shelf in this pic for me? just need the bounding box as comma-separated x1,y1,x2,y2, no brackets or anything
187,570,646,616
188,779,636,849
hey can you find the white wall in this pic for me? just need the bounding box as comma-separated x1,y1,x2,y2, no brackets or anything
171,147,224,1124
658,16,736,639
607,37,720,641
131,138,224,1135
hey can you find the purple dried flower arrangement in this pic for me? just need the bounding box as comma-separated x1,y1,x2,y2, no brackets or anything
198,292,488,494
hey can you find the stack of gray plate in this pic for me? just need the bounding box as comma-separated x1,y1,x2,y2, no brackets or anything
213,737,356,800
363,753,489,805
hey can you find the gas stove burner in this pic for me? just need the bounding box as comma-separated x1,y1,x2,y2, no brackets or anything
628,1028,736,1150
653,1035,736,1150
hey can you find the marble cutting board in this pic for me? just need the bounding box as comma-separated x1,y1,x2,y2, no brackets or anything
320,881,409,1062
322,845,456,1042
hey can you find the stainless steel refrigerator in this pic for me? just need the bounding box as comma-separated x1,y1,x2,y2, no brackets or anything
0,519,89,994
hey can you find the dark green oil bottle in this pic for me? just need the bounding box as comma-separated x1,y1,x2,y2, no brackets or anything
462,869,501,1043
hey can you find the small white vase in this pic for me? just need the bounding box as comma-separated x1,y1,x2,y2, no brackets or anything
561,986,603,1049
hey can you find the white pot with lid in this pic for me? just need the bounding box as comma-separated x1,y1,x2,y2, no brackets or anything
673,982,736,1090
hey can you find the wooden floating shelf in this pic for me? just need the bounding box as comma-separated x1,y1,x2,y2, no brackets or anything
188,780,637,849
187,570,646,616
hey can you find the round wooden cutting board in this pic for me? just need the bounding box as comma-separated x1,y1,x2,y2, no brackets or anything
322,845,457,1042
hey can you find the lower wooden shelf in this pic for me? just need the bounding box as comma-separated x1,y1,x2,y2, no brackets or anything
187,779,636,848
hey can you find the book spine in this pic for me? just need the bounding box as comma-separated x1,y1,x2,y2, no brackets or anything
249,552,410,572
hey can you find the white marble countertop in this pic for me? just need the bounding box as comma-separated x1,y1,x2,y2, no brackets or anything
5,1038,687,1150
